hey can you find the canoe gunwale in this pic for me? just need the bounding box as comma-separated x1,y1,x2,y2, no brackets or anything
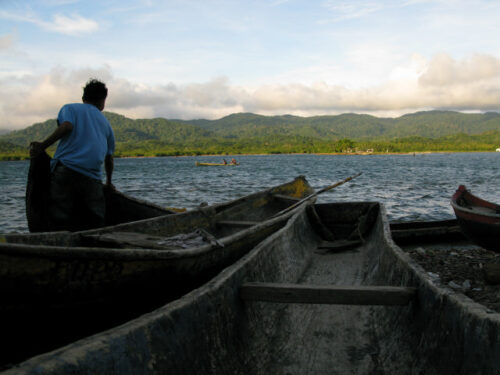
0,201,309,260
3,175,313,244
451,185,499,219
451,201,500,220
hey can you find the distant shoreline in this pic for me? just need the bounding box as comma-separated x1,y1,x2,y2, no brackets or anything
3,150,498,162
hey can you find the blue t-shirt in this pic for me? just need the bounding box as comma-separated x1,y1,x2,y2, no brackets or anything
51,103,115,180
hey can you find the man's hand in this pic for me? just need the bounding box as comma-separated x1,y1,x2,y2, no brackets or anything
105,181,116,191
29,142,45,158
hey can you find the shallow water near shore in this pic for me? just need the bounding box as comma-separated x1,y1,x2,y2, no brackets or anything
1,152,500,233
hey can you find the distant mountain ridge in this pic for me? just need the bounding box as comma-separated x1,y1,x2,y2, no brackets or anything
2,110,500,154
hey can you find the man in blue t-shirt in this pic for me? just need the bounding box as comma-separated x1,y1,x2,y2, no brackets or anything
30,79,115,231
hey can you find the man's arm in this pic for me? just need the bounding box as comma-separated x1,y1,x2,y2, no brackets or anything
30,121,73,157
105,154,114,188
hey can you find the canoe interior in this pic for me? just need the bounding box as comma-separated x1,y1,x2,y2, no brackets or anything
0,176,314,369
6,201,499,375
103,187,177,226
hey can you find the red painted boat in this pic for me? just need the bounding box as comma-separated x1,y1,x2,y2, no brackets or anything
450,185,500,252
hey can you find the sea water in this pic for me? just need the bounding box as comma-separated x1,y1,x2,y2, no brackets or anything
1,152,499,233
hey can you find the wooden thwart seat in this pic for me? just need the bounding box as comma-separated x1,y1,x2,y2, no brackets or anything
240,282,417,305
315,239,362,253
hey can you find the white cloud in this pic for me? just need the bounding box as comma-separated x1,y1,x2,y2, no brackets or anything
419,53,500,86
0,67,112,130
0,10,98,35
2,53,500,131
46,14,99,35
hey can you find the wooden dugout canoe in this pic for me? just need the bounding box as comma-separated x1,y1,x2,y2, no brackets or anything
4,201,498,374
0,176,314,369
451,185,500,252
390,218,465,244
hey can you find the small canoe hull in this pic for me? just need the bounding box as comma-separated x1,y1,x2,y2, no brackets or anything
390,219,465,244
450,185,500,252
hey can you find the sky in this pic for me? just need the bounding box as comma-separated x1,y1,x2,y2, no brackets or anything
1,0,500,130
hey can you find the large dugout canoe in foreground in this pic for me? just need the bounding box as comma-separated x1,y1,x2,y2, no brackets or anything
4,201,499,374
0,176,314,369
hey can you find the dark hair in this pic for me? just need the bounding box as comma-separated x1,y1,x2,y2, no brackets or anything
82,79,108,103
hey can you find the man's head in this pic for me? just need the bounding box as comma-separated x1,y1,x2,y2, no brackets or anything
82,79,108,111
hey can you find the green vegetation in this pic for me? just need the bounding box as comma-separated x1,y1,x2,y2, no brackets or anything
2,110,500,159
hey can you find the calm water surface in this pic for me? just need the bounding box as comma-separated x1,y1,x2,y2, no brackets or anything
1,153,499,233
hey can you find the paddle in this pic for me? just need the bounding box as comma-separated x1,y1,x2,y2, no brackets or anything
271,172,362,218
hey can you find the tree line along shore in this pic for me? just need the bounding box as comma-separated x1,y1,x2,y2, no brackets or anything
1,137,499,161
2,110,500,161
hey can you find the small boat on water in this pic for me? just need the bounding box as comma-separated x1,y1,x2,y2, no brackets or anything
0,176,313,369
195,161,240,166
4,202,498,374
450,185,500,252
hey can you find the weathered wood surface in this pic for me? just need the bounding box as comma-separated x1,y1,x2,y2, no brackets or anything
216,220,258,227
307,206,336,241
391,225,464,243
484,263,500,285
272,194,301,203
315,239,361,253
240,282,417,305
81,227,225,249
81,231,209,250
271,173,362,218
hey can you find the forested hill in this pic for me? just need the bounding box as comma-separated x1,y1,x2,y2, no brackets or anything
185,111,500,139
3,110,500,146
2,110,500,159
0,112,213,147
